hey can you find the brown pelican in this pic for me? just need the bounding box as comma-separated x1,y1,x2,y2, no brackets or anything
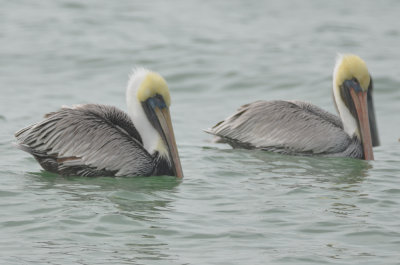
15,68,184,177
206,54,379,160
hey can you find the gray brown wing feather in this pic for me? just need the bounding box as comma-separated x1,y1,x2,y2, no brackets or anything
15,104,154,177
208,100,359,156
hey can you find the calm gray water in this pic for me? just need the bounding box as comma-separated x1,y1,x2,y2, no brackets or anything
1,0,400,264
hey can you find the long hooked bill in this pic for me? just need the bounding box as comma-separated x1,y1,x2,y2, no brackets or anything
154,107,184,178
350,89,374,160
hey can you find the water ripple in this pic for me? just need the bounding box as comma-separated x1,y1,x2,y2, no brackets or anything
2,0,400,264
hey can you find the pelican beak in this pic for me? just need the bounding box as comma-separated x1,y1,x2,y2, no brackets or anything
142,95,184,178
344,80,374,160
154,106,184,178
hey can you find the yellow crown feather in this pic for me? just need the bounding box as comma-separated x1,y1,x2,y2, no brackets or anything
334,54,370,91
137,72,171,106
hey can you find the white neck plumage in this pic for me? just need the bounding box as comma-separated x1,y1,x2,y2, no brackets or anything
332,57,359,139
332,83,359,138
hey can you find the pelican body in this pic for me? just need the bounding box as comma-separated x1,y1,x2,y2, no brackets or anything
15,69,184,178
207,55,379,160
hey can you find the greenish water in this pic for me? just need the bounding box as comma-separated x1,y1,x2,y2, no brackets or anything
1,0,400,264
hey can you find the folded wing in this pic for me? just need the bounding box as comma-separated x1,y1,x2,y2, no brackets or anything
15,104,154,176
208,100,355,156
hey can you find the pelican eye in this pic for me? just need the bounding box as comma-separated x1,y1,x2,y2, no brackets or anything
147,94,167,109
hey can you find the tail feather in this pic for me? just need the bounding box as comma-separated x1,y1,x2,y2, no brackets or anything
14,142,47,157
14,125,33,139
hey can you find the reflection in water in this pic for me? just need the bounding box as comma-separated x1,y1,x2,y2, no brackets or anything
205,148,375,221
247,150,373,216
25,172,181,262
248,150,372,183
200,146,372,191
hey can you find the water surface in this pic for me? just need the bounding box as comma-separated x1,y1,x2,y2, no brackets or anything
1,0,400,264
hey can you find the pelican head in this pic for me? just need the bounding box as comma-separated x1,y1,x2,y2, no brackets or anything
126,68,183,178
333,54,377,160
